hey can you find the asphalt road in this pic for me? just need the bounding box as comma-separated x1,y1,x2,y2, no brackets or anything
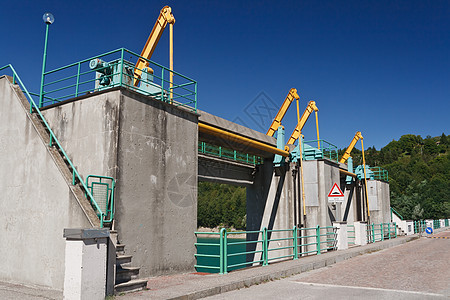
205,230,450,299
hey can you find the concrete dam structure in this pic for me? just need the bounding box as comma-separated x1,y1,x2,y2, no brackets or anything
0,69,391,294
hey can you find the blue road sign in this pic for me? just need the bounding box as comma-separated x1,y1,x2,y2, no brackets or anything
426,227,433,234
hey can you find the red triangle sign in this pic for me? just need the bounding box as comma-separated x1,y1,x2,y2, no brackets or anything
328,183,344,197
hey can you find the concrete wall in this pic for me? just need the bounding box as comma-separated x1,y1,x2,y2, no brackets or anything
42,91,120,180
246,160,294,261
0,77,92,291
44,88,198,276
301,159,340,228
368,180,391,224
116,89,198,276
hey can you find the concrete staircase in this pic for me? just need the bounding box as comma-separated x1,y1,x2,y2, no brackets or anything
395,224,406,236
9,80,101,228
111,231,147,294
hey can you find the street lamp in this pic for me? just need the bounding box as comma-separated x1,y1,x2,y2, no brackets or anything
39,12,54,108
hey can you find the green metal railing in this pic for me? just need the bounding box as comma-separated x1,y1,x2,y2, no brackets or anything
370,166,388,182
414,220,427,233
39,48,197,112
367,222,396,243
347,225,355,245
433,220,441,229
195,225,337,274
198,142,263,165
302,139,338,162
391,207,403,221
86,175,115,224
0,65,107,227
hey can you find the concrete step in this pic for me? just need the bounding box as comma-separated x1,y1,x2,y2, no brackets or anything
116,244,125,254
114,279,147,294
116,266,140,284
116,255,132,265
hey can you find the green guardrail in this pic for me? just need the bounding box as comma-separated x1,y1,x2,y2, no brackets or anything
39,48,197,112
1,65,109,227
347,225,355,245
367,222,396,243
433,220,441,229
414,220,427,233
195,225,337,274
370,166,388,182
302,139,339,162
198,142,263,165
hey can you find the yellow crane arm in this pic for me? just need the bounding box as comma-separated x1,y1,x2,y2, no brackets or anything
266,88,300,136
133,6,175,86
286,101,319,145
339,131,363,163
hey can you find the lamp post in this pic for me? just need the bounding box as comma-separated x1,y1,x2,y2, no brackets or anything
39,12,54,108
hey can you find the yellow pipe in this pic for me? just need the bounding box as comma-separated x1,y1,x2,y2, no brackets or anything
199,122,289,157
361,138,370,218
339,168,356,178
169,22,173,104
315,110,320,149
299,134,306,216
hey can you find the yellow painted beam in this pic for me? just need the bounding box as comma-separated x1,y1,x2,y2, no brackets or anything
339,168,357,178
339,131,363,164
134,6,175,86
266,88,299,137
199,122,289,157
286,101,319,145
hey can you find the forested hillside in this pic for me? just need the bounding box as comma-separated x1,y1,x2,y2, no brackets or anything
198,133,449,228
343,133,449,220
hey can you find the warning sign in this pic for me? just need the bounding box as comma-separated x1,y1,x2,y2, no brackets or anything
328,183,344,203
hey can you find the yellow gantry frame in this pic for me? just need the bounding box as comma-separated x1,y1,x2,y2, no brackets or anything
339,131,363,164
340,131,370,218
133,6,175,87
286,101,320,147
266,88,300,137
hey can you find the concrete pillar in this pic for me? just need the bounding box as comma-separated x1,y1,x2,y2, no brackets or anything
354,221,367,246
333,222,348,250
63,229,109,300
426,220,433,230
405,221,414,235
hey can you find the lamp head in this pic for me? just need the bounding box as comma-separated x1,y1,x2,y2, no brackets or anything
43,13,54,25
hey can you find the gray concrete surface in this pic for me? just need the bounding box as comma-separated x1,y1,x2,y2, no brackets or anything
0,77,92,291
198,154,255,186
198,109,276,159
43,87,199,277
118,234,420,299
0,281,62,300
116,89,198,277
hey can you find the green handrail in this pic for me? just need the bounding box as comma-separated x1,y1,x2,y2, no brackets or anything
1,64,106,227
391,207,403,220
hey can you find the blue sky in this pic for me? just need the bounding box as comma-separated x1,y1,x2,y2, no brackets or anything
1,0,448,150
